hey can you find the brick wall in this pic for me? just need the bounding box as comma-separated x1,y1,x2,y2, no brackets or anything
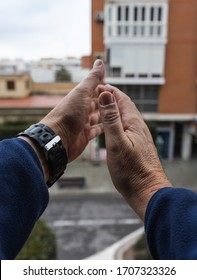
91,0,105,65
159,0,197,114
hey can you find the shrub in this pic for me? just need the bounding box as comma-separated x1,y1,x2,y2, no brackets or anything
16,219,57,260
134,234,152,260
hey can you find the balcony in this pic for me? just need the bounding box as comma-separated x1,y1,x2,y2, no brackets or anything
104,2,169,45
105,23,168,45
105,75,165,85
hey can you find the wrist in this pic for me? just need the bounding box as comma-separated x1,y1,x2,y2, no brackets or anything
19,136,50,182
18,123,68,187
39,119,69,157
126,174,172,220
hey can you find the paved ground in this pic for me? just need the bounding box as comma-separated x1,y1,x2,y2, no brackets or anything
41,192,142,260
50,159,197,194
162,159,197,191
41,159,197,260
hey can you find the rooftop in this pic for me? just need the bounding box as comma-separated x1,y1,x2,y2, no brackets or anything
0,95,64,109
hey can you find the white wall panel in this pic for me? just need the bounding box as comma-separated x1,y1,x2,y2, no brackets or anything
110,44,165,76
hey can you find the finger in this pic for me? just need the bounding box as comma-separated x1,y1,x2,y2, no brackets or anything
97,85,106,95
88,123,104,141
94,85,105,98
77,60,105,95
90,99,99,113
102,84,128,103
89,110,101,126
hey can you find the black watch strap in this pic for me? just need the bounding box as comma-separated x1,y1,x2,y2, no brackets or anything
18,123,68,187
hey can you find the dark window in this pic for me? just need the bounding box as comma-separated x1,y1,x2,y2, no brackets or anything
139,74,148,78
140,26,145,36
106,49,111,64
125,6,129,21
134,7,138,21
26,80,30,89
152,74,161,78
123,85,159,112
129,91,140,100
117,25,121,35
108,7,112,21
146,91,159,100
143,104,158,112
150,7,154,21
7,80,15,90
158,7,162,21
127,86,141,99
117,6,121,21
125,74,135,78
142,7,146,21
150,25,154,35
157,26,161,35
111,67,121,77
125,26,129,35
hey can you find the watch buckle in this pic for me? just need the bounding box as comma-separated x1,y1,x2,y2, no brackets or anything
44,135,61,152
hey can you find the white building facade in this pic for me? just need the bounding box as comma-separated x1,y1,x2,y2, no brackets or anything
104,0,169,85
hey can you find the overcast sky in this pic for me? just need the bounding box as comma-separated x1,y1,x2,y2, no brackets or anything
0,0,91,60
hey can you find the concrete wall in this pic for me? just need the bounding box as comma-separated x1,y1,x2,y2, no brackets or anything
32,82,77,95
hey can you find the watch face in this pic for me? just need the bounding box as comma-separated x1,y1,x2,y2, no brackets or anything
18,123,67,187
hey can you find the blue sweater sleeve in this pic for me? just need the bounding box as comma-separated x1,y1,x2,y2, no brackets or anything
0,138,49,259
145,187,197,259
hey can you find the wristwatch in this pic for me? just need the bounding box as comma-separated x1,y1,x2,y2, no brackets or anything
18,123,68,187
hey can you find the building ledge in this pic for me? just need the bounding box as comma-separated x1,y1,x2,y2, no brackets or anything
142,113,197,122
105,77,165,85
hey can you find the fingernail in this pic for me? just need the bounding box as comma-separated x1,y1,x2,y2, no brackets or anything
99,92,115,106
93,59,102,68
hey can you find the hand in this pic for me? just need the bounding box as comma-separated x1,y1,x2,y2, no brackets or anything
41,59,105,163
98,85,172,220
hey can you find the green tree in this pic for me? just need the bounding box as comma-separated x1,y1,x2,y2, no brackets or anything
55,67,71,82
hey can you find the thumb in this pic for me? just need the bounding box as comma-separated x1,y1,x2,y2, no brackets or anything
99,91,124,149
77,59,105,94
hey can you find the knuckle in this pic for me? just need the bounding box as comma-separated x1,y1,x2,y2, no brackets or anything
91,68,101,79
103,109,119,124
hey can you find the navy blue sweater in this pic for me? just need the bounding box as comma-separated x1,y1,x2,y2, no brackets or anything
0,138,197,259
145,187,197,259
0,138,49,259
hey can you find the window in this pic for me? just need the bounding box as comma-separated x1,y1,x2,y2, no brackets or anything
133,5,164,37
134,7,138,21
117,25,121,35
141,7,146,21
117,6,121,21
111,67,121,77
106,48,111,64
124,85,159,112
105,3,167,39
7,80,15,90
125,6,129,21
158,7,162,21
150,7,154,21
108,6,112,21
26,80,30,89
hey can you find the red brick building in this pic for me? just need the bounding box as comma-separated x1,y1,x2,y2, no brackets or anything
91,0,197,160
